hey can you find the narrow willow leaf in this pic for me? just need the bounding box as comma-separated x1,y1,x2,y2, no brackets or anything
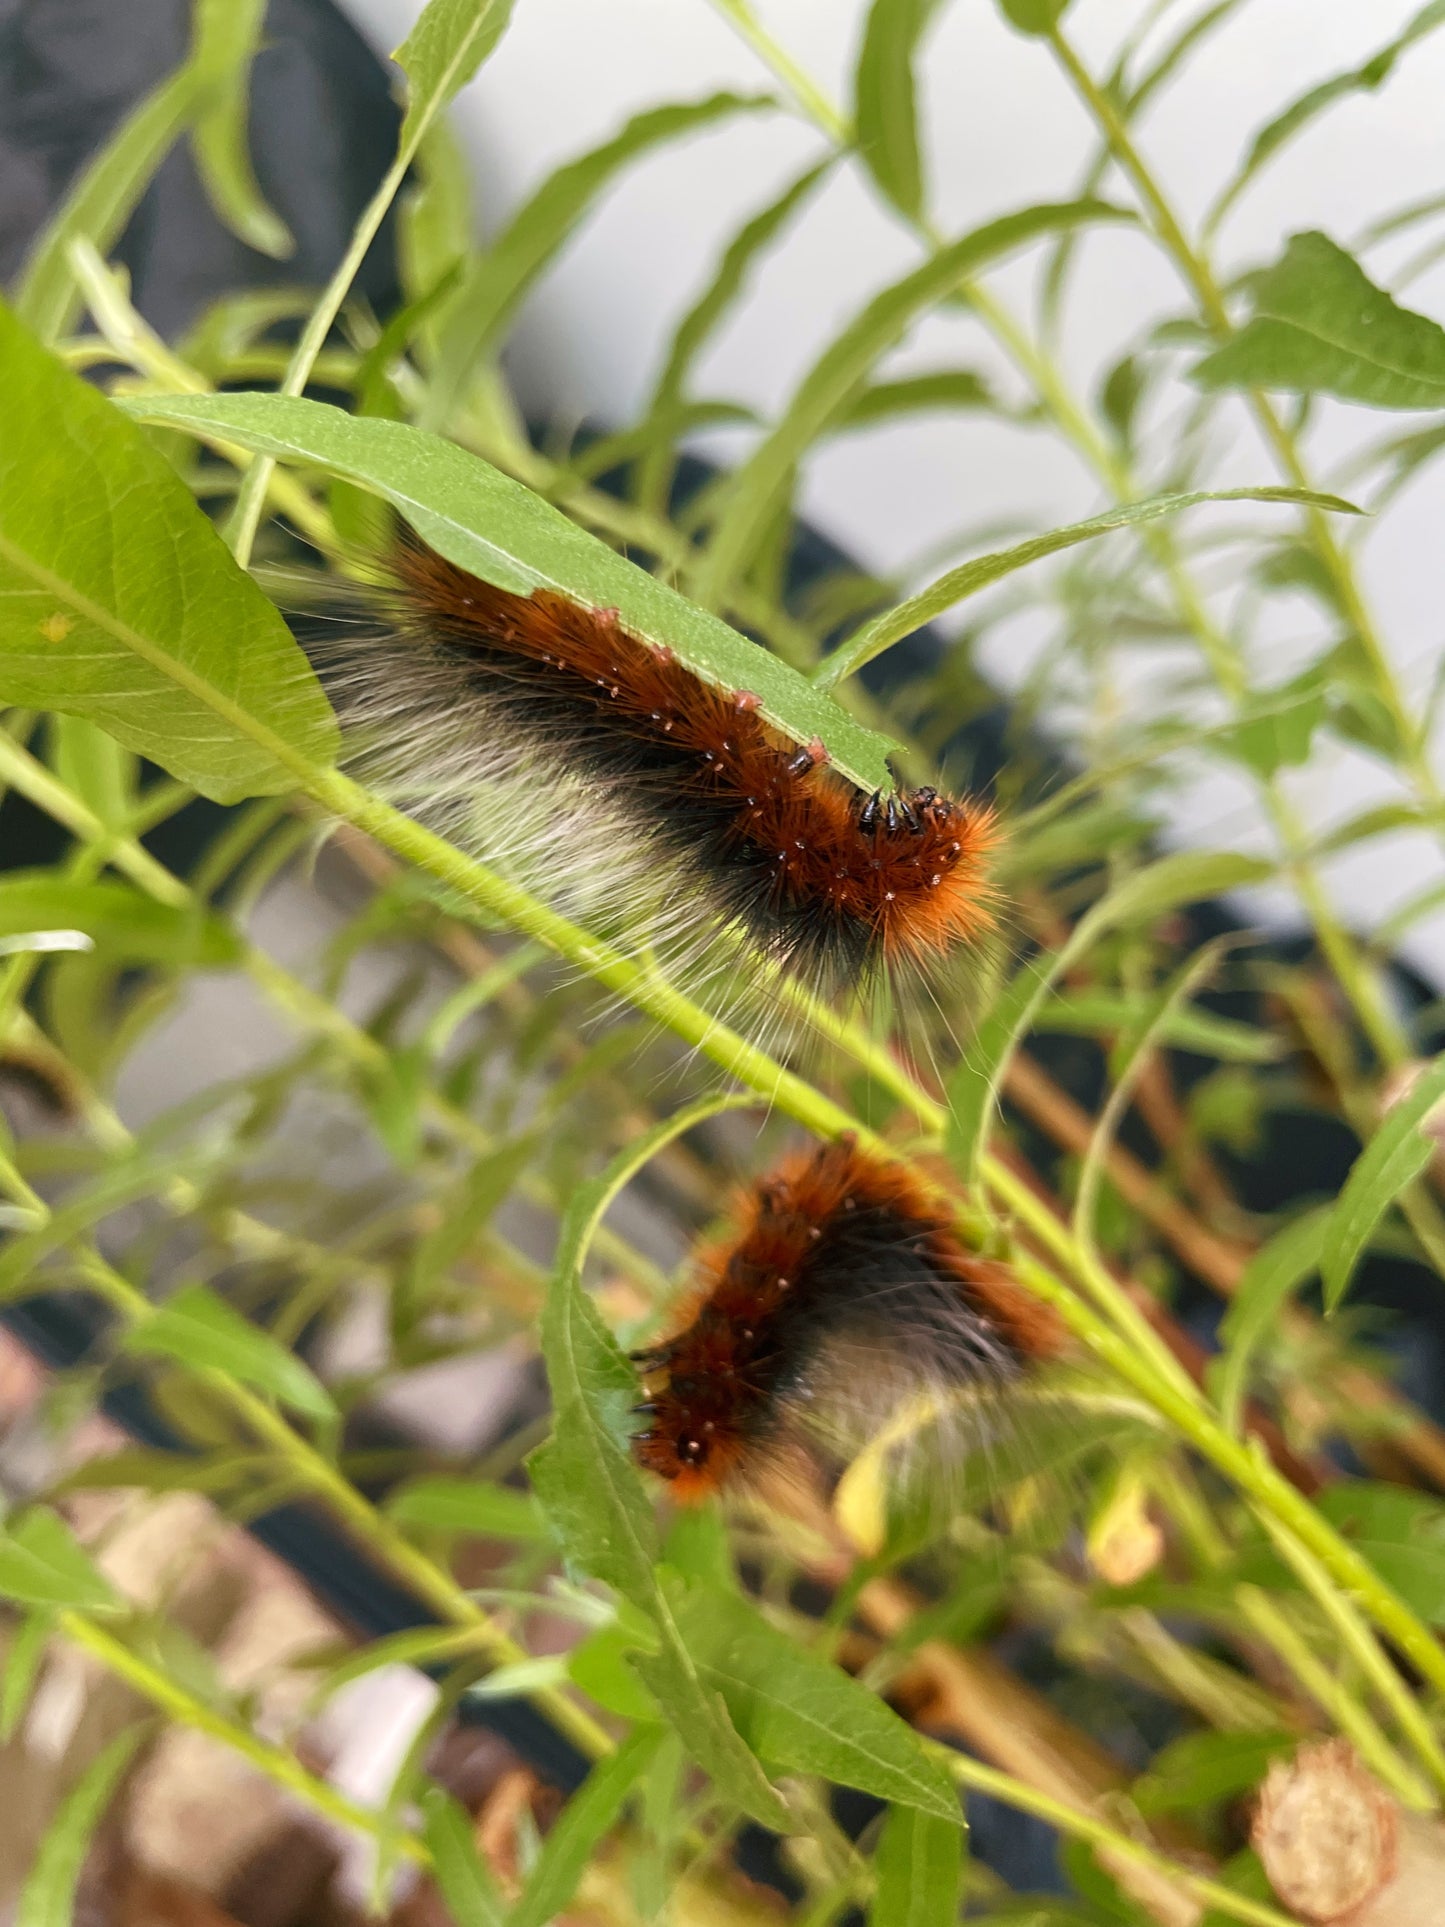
664,1584,961,1822
1208,3,1445,234
393,0,516,147
945,851,1274,1180
17,1726,148,1927
422,93,774,432
0,1510,122,1616
1321,1054,1445,1312
386,1476,545,1541
528,1094,786,1829
0,1148,218,1304
0,306,338,802
420,1789,506,1927
1213,1208,1330,1435
1132,1730,1293,1818
1034,991,1279,1064
509,1730,663,1927
190,0,292,258
1193,233,1445,409
120,391,899,792
871,1803,965,1925
834,369,1008,429
854,0,944,220
696,198,1131,606
815,487,1360,689
0,1612,52,1741
14,68,203,342
0,876,237,969
635,158,832,513
125,1285,337,1422
309,1626,489,1704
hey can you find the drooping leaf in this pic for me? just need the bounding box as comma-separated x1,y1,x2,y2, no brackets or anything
871,1802,965,1925
663,1583,961,1822
1034,991,1278,1064
0,304,339,802
190,0,292,258
508,1730,663,1927
0,1611,52,1742
0,1509,122,1616
124,1285,337,1422
1213,1208,1330,1434
420,1788,506,1927
1321,1053,1445,1311
834,369,1009,429
1193,233,1445,409
695,198,1133,605
815,488,1360,689
1208,4,1445,233
422,93,775,431
854,0,945,220
17,1726,148,1927
119,390,899,792
386,1477,545,1542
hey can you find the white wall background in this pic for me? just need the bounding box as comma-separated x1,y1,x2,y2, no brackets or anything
339,0,1445,982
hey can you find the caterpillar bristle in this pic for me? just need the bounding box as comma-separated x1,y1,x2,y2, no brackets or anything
628,1139,1064,1504
305,536,1000,1003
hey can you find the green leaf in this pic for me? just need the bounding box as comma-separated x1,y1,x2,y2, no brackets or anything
696,198,1131,606
386,1477,545,1542
1193,233,1445,409
1216,675,1328,780
190,0,293,259
1033,991,1278,1065
528,1094,786,1830
997,0,1071,31
0,875,237,969
945,851,1274,1180
422,93,774,431
1313,1485,1445,1625
815,488,1360,689
124,1285,337,1422
835,369,1008,429
1132,1730,1292,1818
0,1611,52,1741
17,1726,148,1927
854,0,944,221
1213,1207,1329,1434
1321,1053,1445,1311
119,390,899,793
0,1509,121,1616
871,1803,965,1925
664,1584,961,1822
420,1788,506,1927
14,68,204,342
393,0,517,147
0,304,339,803
508,1729,663,1927
1208,4,1445,233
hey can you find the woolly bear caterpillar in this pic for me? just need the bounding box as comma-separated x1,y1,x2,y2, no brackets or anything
311,538,998,997
629,1137,1063,1503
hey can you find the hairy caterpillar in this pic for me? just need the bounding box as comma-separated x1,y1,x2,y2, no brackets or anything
629,1138,1063,1503
313,539,998,996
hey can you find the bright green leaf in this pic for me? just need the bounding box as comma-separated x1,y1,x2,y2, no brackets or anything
1321,1053,1445,1311
0,1509,122,1616
17,1726,148,1927
118,390,899,792
816,488,1360,690
872,1803,965,1926
0,875,237,969
0,304,339,802
997,0,1072,32
0,1611,52,1742
1132,1729,1292,1818
393,0,517,146
190,0,293,258
1193,233,1445,409
509,1730,663,1927
125,1285,336,1421
420,1788,506,1927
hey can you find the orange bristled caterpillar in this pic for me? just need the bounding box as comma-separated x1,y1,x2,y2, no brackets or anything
314,539,998,994
629,1139,1063,1503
